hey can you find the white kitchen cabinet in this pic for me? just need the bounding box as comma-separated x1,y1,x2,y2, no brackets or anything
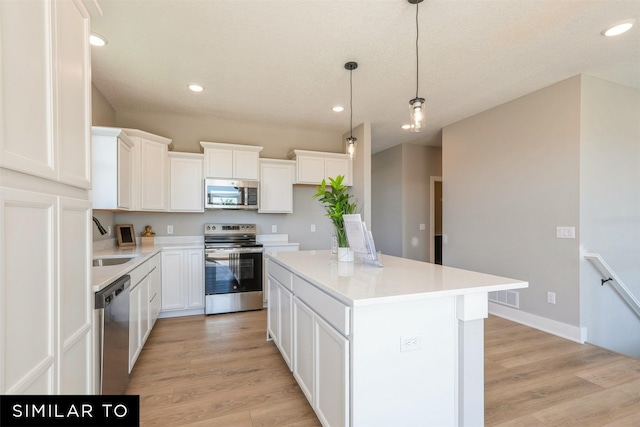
125,129,173,211
148,254,162,330
169,152,204,212
160,248,205,317
293,297,315,403
0,0,92,189
288,150,352,186
259,159,295,213
267,258,350,426
128,255,161,372
315,315,349,427
0,0,97,395
200,142,263,180
91,127,134,210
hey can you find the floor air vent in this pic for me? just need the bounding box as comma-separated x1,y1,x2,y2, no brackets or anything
488,290,519,309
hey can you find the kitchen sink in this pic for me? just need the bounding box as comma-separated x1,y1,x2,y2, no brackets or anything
92,255,138,267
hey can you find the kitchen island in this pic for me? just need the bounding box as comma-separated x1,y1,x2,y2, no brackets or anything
266,250,528,427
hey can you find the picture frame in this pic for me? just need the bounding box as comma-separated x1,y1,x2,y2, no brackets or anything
115,224,136,247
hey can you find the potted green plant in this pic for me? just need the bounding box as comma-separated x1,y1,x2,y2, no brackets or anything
313,175,358,262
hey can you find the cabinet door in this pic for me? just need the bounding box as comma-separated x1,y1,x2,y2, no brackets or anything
140,139,168,211
59,197,92,394
0,0,55,180
296,156,325,184
169,155,203,212
325,157,351,186
204,148,233,178
293,297,315,405
54,0,91,188
161,251,186,310
186,249,204,308
315,315,349,427
117,139,132,209
278,284,293,370
148,256,161,329
259,161,294,213
129,282,142,372
0,188,57,393
233,150,259,180
140,278,151,345
267,277,279,344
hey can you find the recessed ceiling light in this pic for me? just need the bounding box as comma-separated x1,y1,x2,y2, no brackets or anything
401,124,411,130
332,106,344,112
90,33,107,47
602,19,636,37
188,84,204,93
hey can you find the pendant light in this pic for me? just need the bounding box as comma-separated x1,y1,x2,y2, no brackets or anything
345,61,358,158
408,0,425,132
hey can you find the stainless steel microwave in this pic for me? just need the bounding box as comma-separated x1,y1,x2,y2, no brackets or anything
204,179,259,210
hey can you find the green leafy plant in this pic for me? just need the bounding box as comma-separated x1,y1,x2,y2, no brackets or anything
313,175,358,247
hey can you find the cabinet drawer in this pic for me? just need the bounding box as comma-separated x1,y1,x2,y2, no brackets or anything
129,261,150,288
148,253,160,272
293,275,350,336
269,260,293,291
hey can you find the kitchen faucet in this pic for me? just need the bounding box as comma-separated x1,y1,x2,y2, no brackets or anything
92,216,108,235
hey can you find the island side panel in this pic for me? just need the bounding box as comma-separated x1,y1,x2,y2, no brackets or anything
351,296,457,426
456,292,489,426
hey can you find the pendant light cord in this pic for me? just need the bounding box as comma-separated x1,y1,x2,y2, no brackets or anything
415,1,420,99
350,68,354,139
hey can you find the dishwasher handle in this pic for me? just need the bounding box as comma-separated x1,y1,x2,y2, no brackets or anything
95,275,131,309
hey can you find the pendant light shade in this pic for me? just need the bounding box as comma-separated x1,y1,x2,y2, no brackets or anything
345,61,358,158
408,0,425,132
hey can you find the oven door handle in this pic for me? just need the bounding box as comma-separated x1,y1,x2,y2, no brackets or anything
205,247,264,255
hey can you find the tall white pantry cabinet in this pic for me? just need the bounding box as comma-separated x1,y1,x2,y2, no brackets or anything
0,0,100,394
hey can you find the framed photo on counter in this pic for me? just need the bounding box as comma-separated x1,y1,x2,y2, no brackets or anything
116,224,136,247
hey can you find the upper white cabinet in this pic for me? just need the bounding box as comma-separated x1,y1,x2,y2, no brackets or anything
200,142,263,180
288,150,352,186
91,127,134,210
259,159,295,213
125,129,173,211
0,0,92,189
169,152,203,212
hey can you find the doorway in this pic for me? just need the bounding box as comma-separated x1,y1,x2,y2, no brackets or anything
429,176,443,264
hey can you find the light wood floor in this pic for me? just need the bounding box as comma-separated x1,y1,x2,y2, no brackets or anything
126,311,640,426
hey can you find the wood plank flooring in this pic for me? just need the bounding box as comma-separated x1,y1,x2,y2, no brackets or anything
126,310,640,426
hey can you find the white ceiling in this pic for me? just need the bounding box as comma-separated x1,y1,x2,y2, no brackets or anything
91,0,640,154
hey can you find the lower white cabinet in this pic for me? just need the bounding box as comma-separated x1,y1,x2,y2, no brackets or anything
160,248,204,317
268,260,349,427
128,254,161,373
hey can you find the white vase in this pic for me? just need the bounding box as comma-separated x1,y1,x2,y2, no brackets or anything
337,246,354,263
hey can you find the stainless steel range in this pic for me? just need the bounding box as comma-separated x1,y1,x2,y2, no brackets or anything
204,223,264,314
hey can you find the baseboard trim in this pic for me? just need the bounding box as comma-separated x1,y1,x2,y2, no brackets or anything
158,308,205,319
489,302,587,343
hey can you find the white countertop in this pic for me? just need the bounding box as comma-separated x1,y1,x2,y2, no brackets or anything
92,238,203,292
267,250,528,306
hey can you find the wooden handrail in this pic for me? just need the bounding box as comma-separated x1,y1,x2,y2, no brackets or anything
585,253,640,320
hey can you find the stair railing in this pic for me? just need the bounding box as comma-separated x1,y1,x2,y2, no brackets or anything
584,253,640,320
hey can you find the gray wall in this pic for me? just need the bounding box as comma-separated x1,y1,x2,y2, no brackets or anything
580,76,640,357
345,123,372,227
443,76,582,327
91,84,116,127
112,186,335,250
371,144,442,261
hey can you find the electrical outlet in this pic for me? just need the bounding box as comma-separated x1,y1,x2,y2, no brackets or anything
107,226,112,236
547,292,556,304
401,334,422,352
419,223,426,231
556,226,575,239
271,225,277,233
311,224,316,232
167,225,174,234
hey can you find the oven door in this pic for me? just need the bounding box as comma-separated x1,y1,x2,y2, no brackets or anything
205,247,263,295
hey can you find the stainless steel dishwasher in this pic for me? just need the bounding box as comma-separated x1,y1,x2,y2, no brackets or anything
95,275,131,395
